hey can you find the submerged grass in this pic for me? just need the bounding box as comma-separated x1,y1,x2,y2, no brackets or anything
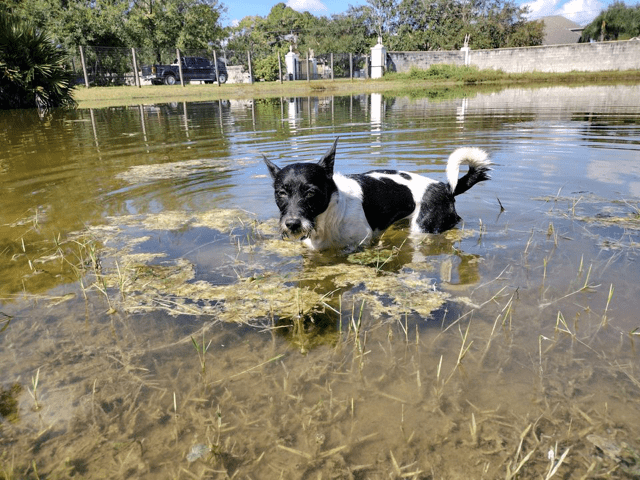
2,188,640,477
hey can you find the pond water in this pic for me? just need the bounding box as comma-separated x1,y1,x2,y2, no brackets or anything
1,85,640,478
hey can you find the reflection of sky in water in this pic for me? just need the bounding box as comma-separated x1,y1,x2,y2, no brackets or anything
1,86,640,480
204,90,638,215
495,120,640,196
2,85,640,231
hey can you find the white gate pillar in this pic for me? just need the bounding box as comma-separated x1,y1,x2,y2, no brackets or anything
370,37,386,79
285,46,299,80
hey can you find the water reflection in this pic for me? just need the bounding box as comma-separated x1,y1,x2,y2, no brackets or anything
1,85,640,478
1,86,640,299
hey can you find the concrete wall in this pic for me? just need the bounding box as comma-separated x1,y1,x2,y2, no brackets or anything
227,65,252,84
388,50,465,72
388,40,640,74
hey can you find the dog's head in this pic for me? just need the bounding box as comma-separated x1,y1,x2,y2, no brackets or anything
263,138,339,240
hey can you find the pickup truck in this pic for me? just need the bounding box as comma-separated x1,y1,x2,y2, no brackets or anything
141,56,228,85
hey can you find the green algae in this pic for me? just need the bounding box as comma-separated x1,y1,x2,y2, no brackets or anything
78,208,450,322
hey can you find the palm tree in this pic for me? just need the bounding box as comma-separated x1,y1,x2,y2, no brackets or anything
1,10,76,110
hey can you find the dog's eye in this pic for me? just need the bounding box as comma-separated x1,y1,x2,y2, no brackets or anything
276,189,288,198
305,189,317,198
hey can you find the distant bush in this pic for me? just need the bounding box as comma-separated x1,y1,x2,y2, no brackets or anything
385,64,506,83
0,10,76,110
253,54,281,82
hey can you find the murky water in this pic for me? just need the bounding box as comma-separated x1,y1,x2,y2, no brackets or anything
2,86,640,478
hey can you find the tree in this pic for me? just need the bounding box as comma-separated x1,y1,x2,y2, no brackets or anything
5,0,129,49
395,0,542,50
310,8,375,54
127,0,226,61
227,3,312,53
2,0,227,61
0,9,76,110
177,1,225,50
471,0,543,48
226,3,317,80
505,16,544,47
396,0,466,50
253,53,280,81
580,2,640,42
366,0,399,43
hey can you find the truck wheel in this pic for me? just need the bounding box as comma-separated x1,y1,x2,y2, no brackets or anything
218,73,227,84
164,74,176,85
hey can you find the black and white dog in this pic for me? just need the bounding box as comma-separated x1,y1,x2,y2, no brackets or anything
263,138,491,251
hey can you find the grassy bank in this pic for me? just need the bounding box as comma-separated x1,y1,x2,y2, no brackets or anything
72,67,640,109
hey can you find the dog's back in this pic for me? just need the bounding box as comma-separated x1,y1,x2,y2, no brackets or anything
264,139,491,251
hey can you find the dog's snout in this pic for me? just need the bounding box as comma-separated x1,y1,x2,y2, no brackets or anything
284,218,302,232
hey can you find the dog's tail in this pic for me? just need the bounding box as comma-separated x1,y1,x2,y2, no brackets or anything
445,147,492,196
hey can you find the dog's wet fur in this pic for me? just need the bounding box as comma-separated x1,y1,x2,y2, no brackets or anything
263,138,492,251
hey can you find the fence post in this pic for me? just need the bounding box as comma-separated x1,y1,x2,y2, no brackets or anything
213,50,220,86
330,52,334,81
131,47,141,88
349,53,353,82
306,50,310,82
278,51,283,84
176,48,185,87
247,51,253,84
79,46,90,88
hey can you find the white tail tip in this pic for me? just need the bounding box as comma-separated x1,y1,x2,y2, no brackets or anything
446,147,491,192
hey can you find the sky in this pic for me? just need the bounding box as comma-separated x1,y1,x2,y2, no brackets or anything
222,0,614,28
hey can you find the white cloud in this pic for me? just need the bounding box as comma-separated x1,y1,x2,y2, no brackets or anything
523,0,605,25
286,0,328,13
558,0,604,25
523,0,562,19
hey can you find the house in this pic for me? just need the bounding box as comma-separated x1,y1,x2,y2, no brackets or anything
540,15,583,45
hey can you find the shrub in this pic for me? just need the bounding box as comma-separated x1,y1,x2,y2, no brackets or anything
0,10,76,110
253,54,281,82
385,64,506,83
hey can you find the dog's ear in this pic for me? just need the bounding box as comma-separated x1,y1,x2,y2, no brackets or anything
318,138,339,177
262,155,281,181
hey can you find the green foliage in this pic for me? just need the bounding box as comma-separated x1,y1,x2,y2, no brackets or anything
227,0,543,73
0,0,563,82
128,0,225,61
177,2,225,50
227,2,378,67
2,0,226,60
395,0,542,50
506,18,545,47
6,0,128,48
325,7,378,54
385,64,506,83
0,10,76,110
366,0,399,39
580,1,640,42
253,53,281,81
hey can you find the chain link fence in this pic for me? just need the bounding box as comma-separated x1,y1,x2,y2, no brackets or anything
70,46,371,87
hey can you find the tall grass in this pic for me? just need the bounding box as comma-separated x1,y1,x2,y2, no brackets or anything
390,64,505,83
384,63,640,85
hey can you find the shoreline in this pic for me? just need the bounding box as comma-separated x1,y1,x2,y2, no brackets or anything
72,70,640,109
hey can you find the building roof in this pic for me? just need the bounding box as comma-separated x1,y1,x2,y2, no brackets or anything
540,15,583,45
